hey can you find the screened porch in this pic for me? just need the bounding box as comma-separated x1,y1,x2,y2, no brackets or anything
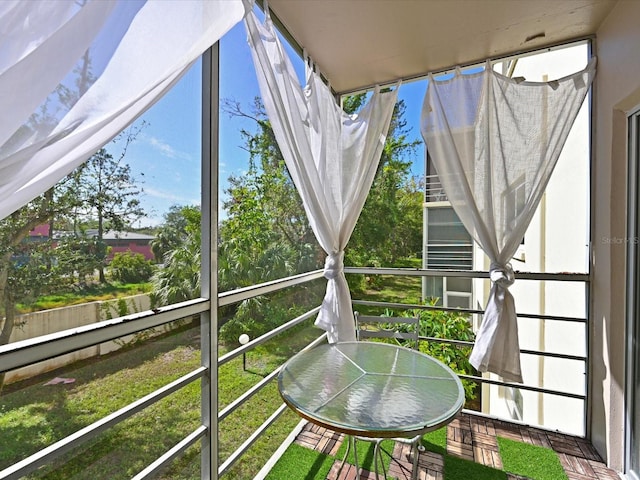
1,0,640,479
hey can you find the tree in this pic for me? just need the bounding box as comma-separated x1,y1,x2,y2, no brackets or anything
0,48,99,394
151,206,202,307
215,94,421,342
221,98,319,270
110,252,155,284
347,98,422,273
70,125,146,282
150,204,193,263
0,187,78,394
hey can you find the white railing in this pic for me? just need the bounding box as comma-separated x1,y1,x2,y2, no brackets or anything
0,267,589,479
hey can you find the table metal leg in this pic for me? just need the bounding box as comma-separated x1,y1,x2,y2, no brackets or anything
411,438,419,480
373,440,387,480
336,435,352,478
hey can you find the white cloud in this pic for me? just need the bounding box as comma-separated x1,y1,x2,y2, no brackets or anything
146,136,191,160
144,187,199,205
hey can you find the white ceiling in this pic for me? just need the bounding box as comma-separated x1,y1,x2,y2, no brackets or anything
267,0,618,93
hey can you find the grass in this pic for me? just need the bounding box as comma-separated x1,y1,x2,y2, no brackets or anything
265,444,334,480
0,325,202,479
0,319,324,479
359,273,423,307
335,438,395,473
17,282,152,313
421,426,447,454
444,455,507,480
269,426,570,480
498,436,568,480
0,264,565,479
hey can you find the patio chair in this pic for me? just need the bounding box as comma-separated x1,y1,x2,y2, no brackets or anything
354,312,420,350
353,311,422,480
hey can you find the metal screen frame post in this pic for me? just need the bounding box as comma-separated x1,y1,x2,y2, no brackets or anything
201,42,220,480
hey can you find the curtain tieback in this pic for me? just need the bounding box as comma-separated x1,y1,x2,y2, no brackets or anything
323,251,344,280
489,262,515,289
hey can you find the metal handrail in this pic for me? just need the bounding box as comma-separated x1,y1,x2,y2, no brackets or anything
1,266,590,479
0,367,207,480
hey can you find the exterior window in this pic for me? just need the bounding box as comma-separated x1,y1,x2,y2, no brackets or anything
503,175,526,242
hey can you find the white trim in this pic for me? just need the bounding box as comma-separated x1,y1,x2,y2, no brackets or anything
625,107,640,479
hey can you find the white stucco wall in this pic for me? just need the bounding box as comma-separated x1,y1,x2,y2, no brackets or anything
592,0,640,470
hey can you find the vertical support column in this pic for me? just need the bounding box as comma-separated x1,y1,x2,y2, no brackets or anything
201,42,220,480
625,109,640,478
422,148,429,302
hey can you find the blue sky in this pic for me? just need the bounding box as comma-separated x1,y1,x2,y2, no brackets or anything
116,19,426,227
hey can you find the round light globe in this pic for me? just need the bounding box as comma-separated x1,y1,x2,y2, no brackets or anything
239,334,250,345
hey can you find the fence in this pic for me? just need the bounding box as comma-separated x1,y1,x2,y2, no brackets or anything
2,294,151,384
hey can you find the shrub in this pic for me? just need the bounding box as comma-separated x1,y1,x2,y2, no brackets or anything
407,302,478,401
110,252,155,283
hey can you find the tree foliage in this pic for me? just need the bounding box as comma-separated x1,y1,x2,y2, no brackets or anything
220,98,322,289
69,125,146,282
347,98,423,275
0,50,149,393
150,204,193,263
150,206,202,307
214,95,422,343
0,186,77,393
110,252,155,284
410,304,478,401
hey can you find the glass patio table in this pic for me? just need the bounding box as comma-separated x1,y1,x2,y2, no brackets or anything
278,341,465,439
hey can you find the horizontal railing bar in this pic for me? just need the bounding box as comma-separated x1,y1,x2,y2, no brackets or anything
218,307,322,366
353,300,587,323
219,368,281,423
345,267,590,282
0,367,206,480
131,425,207,480
458,374,585,400
218,333,327,422
219,270,324,307
519,348,586,362
0,299,209,373
420,336,586,361
218,403,290,477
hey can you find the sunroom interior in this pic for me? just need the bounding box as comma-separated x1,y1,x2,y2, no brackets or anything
1,0,640,479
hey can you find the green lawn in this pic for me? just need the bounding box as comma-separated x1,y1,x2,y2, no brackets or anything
0,320,323,479
17,282,152,313
267,426,568,480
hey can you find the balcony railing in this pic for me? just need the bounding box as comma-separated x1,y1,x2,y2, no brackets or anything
0,267,589,479
425,174,448,203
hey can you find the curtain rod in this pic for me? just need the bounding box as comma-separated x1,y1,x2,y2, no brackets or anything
337,35,594,97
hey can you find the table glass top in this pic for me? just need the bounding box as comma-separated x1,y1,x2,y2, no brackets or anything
278,342,465,437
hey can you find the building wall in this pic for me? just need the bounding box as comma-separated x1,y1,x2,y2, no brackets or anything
592,0,640,470
107,242,154,261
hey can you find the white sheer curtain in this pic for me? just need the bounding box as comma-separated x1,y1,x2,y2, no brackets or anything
0,0,244,220
244,7,398,343
421,59,596,382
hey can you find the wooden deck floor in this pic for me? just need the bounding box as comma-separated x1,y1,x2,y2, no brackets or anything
293,412,621,480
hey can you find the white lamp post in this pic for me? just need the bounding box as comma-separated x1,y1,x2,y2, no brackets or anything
239,334,250,371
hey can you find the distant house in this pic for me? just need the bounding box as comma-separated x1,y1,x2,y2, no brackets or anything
28,224,51,240
84,229,156,262
28,226,156,262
